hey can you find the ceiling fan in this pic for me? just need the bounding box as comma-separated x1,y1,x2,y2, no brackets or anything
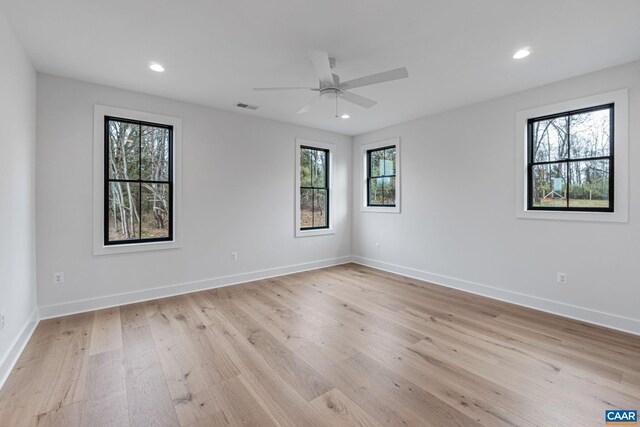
253,50,408,116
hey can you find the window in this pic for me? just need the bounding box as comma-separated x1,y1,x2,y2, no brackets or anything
295,139,334,237
361,138,401,213
528,104,613,212
367,146,397,207
105,117,173,244
93,105,182,255
515,89,628,222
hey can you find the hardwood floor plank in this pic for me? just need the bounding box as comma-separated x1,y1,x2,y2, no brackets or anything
38,319,92,414
212,375,280,427
120,304,179,427
80,349,128,427
310,388,383,427
153,330,236,425
146,296,208,340
182,411,229,427
90,307,123,356
31,402,83,427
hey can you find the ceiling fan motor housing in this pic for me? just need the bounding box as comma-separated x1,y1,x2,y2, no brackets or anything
320,87,342,99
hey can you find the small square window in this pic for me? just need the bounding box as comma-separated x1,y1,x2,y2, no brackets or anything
527,104,613,212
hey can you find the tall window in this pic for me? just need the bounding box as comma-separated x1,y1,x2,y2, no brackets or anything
105,116,173,245
527,104,613,212
367,145,397,207
299,146,329,230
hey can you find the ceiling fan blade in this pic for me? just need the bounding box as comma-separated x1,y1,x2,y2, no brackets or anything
253,87,314,91
296,95,320,114
308,50,335,87
341,91,377,108
339,67,408,90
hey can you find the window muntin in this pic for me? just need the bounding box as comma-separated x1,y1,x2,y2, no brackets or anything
527,104,613,212
299,146,329,230
105,116,173,245
367,145,397,207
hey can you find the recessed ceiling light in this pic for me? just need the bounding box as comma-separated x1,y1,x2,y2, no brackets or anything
341,114,350,119
149,62,165,72
513,49,530,59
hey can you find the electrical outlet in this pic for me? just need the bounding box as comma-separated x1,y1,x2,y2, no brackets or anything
375,242,381,250
556,272,568,285
231,252,238,261
53,272,65,284
0,310,5,329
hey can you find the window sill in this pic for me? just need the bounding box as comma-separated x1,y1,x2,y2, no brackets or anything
93,239,182,256
295,228,335,238
361,206,401,214
516,209,627,223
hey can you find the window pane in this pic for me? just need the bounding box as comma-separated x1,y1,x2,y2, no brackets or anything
300,188,313,228
108,182,140,241
531,117,568,163
569,108,611,159
384,147,396,176
531,163,567,208
300,148,312,187
314,189,328,227
312,150,327,187
369,150,383,177
568,160,610,208
383,177,396,205
108,120,140,180
141,183,170,238
141,126,170,182
368,177,386,205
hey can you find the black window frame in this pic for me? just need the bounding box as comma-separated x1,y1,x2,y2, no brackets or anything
527,104,614,213
367,145,397,207
104,115,174,245
299,145,330,230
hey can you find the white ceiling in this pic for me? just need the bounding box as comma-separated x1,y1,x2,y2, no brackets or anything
2,0,640,135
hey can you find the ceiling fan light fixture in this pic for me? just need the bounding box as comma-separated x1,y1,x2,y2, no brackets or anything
340,114,350,119
149,62,165,72
513,48,530,59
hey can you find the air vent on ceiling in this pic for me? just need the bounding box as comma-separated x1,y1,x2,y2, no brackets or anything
236,102,259,110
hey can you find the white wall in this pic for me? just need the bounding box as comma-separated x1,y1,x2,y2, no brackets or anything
353,60,640,334
0,12,38,383
36,74,351,315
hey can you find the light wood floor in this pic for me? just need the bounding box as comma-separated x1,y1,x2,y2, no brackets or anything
1,264,639,426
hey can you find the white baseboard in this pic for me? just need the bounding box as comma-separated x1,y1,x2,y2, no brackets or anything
352,256,640,336
0,308,39,390
39,256,352,320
